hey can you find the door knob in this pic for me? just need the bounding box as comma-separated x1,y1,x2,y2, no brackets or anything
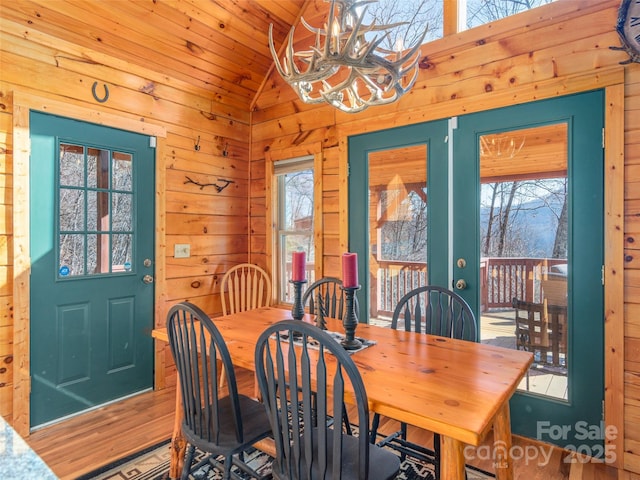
142,274,154,284
455,279,467,290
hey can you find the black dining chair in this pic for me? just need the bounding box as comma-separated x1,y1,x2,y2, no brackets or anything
167,302,272,480
255,320,401,480
301,277,359,321
369,285,477,477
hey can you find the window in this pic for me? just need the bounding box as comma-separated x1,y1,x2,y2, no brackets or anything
274,156,315,304
57,143,134,278
465,0,556,30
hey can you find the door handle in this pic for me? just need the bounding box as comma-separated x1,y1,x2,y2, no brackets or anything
142,274,154,284
455,279,467,290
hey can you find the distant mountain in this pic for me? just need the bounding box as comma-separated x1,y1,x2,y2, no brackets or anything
480,194,564,258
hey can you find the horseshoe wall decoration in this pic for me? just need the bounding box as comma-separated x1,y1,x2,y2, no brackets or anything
91,82,110,103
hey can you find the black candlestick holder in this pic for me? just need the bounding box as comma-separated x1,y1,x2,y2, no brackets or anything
290,279,307,321
340,285,362,350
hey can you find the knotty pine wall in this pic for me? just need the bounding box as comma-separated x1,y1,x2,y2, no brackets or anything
0,18,260,429
250,0,639,476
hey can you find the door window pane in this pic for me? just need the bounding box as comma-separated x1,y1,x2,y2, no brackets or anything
59,233,85,276
465,0,555,30
112,234,132,271
478,124,568,401
87,191,110,232
113,152,133,191
87,147,110,189
58,142,135,277
59,144,84,187
112,193,133,231
59,188,85,231
368,145,428,319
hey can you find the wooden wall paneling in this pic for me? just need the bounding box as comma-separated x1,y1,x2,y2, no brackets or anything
166,213,248,237
604,84,625,471
12,99,33,436
626,270,640,306
253,108,337,143
165,254,246,280
0,27,249,126
165,190,247,217
626,304,640,338
0,50,247,141
262,147,274,301
153,134,167,390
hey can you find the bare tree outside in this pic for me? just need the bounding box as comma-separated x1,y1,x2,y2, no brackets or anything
365,0,442,47
466,0,555,28
380,188,428,261
481,178,567,259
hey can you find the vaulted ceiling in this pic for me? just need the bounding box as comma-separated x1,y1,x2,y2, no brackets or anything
0,0,314,112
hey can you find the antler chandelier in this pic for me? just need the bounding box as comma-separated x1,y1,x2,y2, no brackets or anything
268,0,427,114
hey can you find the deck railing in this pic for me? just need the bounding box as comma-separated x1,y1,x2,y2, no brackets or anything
283,257,565,316
373,257,566,317
481,257,566,310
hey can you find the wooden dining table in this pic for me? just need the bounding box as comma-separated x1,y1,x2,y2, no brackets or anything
152,306,533,480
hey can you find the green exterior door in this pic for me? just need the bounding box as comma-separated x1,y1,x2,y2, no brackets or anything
29,111,155,428
348,90,604,453
453,90,605,452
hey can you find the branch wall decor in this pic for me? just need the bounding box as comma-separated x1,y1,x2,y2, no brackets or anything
184,176,235,193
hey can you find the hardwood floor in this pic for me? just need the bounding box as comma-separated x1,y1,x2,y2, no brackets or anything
25,367,617,480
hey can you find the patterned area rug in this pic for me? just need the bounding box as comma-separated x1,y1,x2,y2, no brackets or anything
78,440,494,480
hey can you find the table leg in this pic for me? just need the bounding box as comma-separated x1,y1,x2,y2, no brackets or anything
441,435,466,479
493,402,514,480
169,378,186,480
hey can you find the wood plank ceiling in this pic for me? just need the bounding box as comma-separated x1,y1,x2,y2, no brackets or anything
0,0,308,114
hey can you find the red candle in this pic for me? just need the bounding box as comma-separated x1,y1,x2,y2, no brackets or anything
342,252,358,288
291,251,306,281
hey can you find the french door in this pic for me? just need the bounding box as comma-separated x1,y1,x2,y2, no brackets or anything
348,90,604,451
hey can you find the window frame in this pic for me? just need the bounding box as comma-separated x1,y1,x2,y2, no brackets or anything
274,156,315,303
265,147,323,307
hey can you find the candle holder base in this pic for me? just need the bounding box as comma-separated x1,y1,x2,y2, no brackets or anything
340,285,361,350
290,279,307,321
340,336,363,351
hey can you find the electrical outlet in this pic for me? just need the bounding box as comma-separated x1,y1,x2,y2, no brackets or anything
174,243,190,258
